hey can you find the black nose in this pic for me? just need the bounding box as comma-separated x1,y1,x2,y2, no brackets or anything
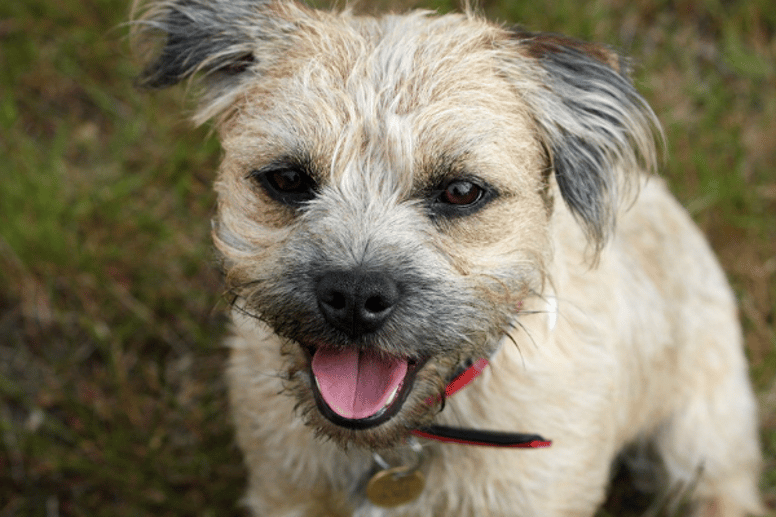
315,269,400,337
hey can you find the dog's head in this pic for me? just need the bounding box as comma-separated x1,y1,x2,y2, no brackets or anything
133,0,660,448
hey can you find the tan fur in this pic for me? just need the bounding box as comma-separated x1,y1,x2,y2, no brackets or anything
133,2,764,516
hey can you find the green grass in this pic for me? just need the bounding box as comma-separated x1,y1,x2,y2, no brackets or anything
1,0,774,515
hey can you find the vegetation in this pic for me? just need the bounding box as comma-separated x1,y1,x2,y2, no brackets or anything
1,0,773,515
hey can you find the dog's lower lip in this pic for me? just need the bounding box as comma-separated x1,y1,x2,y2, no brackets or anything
303,344,426,430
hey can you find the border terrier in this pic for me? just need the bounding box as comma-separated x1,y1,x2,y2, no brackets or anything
133,1,764,515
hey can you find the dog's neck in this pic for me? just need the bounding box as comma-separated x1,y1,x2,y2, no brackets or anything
410,356,552,448
408,292,558,448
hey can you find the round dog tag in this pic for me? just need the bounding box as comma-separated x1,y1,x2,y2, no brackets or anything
366,466,425,507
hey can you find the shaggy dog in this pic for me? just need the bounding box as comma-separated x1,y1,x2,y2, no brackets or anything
133,1,763,515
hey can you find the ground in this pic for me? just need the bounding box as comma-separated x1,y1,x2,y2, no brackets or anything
0,0,774,515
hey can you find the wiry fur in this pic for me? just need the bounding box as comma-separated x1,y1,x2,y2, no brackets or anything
132,1,764,516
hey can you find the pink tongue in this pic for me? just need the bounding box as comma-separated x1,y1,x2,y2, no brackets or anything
311,348,409,420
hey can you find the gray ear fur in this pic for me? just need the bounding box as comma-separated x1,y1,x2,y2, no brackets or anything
132,0,308,124
132,0,294,89
505,30,662,252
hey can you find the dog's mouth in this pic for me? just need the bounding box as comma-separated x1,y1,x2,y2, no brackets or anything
304,345,428,430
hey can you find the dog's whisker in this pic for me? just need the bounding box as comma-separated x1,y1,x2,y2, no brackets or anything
510,320,538,354
502,330,526,369
513,309,549,316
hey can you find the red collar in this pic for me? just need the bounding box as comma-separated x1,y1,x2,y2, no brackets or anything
410,358,551,448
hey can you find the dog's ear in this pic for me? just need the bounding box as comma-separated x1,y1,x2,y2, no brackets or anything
502,30,662,253
131,0,303,123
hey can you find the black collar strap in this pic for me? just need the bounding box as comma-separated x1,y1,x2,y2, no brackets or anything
410,358,551,448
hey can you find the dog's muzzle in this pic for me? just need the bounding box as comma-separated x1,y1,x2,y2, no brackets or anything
306,268,427,429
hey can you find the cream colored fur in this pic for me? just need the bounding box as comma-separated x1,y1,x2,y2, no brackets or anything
132,2,764,515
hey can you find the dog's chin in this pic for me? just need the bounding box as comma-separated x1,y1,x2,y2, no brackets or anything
292,345,449,449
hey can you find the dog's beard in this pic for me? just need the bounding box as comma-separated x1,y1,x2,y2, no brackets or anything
238,297,497,449
263,301,518,449
228,255,536,449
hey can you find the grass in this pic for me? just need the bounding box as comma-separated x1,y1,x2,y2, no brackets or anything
1,0,774,515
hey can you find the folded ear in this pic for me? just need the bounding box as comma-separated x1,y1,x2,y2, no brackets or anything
501,30,662,253
131,0,302,123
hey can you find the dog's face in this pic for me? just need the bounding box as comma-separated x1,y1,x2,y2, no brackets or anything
211,12,551,448
134,0,658,448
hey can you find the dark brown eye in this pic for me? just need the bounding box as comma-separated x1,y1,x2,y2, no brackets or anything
428,176,496,219
268,169,305,193
441,180,482,206
250,165,317,207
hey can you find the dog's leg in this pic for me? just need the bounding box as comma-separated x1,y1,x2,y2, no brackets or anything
606,180,766,517
654,365,764,517
649,283,763,517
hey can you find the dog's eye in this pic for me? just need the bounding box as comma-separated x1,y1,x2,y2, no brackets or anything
250,166,318,207
441,180,483,206
428,177,495,219
268,169,306,192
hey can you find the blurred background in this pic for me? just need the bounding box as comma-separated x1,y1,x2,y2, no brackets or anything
1,0,774,515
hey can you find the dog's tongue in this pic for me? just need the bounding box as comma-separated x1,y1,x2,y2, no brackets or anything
311,347,408,420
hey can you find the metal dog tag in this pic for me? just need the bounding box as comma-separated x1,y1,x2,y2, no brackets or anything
366,466,425,508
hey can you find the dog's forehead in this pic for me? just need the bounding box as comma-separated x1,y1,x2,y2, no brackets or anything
224,10,538,191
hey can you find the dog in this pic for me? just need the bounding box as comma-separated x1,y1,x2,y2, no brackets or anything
132,1,764,515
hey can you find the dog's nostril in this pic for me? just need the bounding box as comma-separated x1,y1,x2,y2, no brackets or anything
323,291,347,311
364,295,391,315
